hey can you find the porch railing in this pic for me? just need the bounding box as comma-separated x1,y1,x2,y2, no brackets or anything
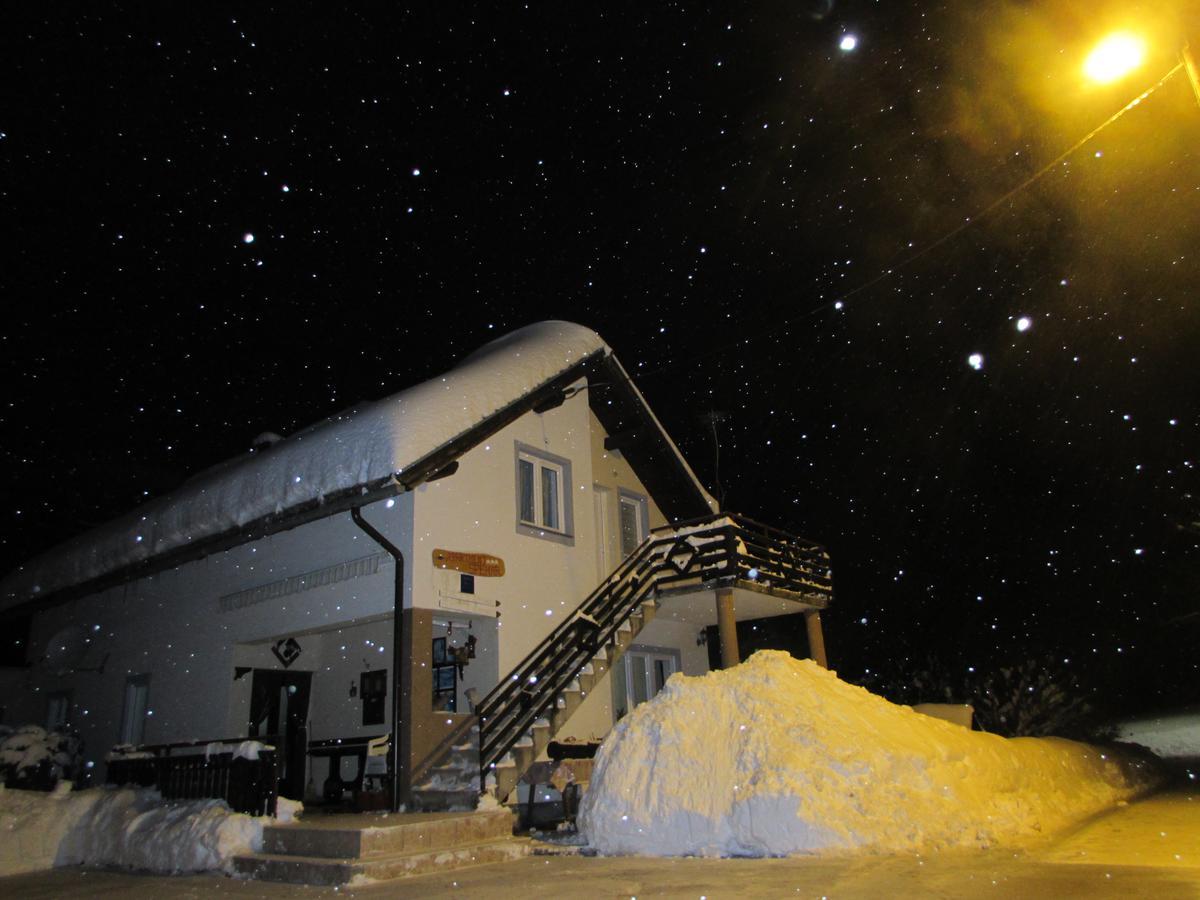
476,512,830,784
106,734,280,816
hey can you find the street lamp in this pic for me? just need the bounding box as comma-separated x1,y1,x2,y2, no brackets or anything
1083,33,1146,84
1081,31,1200,106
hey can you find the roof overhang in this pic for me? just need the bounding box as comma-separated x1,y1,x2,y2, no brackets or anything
1,337,716,618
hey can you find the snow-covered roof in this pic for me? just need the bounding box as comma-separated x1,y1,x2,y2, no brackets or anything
1,322,610,608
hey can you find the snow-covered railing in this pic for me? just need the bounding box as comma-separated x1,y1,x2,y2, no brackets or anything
476,512,831,783
106,735,281,816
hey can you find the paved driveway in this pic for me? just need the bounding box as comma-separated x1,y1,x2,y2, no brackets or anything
4,789,1198,899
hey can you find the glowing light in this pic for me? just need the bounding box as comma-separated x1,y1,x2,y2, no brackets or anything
1083,33,1145,84
242,232,255,244
968,353,984,371
1016,316,1032,332
839,34,858,52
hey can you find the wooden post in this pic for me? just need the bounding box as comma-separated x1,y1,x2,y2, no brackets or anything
715,587,739,669
804,609,828,669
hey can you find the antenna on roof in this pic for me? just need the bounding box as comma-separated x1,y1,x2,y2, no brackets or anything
700,410,729,510
39,625,109,676
250,432,284,453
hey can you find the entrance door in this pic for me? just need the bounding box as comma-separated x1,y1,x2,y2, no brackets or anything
622,648,677,712
248,669,312,800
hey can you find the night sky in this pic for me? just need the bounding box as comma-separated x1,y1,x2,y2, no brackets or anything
4,3,1198,715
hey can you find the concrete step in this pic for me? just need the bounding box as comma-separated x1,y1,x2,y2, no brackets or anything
550,689,583,732
409,788,481,811
425,763,477,782
261,808,514,860
234,838,528,885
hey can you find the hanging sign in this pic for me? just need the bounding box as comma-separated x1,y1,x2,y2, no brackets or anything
432,549,505,577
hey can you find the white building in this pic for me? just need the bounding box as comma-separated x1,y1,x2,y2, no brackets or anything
0,322,831,808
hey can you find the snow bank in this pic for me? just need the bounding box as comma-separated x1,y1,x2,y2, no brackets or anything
579,651,1155,857
0,321,608,607
1116,710,1200,760
0,785,266,876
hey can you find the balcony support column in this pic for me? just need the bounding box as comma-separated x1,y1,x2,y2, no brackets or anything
805,609,828,669
715,587,739,669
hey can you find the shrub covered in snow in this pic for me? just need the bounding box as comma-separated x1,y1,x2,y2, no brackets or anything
864,653,1100,738
578,651,1157,857
0,725,83,790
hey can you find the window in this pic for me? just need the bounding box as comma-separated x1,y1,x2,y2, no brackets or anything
46,691,71,731
432,638,457,712
118,675,150,746
360,670,387,726
514,443,574,544
619,491,648,557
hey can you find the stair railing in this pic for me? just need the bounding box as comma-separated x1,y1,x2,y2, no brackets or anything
475,513,831,786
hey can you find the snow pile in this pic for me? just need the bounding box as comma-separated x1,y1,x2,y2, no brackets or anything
0,784,265,875
579,651,1154,857
0,321,608,606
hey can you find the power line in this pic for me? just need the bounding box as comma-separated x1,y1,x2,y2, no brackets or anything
630,61,1186,383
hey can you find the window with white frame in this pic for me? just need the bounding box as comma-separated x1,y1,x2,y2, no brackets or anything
516,445,571,536
45,691,71,731
618,492,648,557
118,674,150,746
614,646,678,718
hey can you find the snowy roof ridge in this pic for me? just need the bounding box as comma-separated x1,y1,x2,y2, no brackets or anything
0,321,609,608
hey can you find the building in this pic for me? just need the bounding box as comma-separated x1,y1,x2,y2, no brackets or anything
0,321,832,808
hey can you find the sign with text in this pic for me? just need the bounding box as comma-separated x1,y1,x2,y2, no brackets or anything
432,549,505,577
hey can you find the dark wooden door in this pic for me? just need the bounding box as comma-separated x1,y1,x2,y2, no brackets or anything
248,669,312,800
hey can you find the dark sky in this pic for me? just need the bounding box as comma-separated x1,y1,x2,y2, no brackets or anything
4,2,1198,713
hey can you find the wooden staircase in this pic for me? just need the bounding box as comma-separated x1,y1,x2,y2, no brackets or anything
410,724,482,810
412,513,830,810
487,601,656,802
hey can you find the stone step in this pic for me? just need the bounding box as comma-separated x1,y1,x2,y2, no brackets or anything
261,809,514,860
234,838,528,886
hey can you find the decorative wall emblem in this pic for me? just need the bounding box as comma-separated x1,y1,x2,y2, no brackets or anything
271,637,302,668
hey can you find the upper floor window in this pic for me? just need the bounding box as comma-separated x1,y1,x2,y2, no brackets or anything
118,674,150,746
515,443,575,545
46,691,71,731
619,491,649,557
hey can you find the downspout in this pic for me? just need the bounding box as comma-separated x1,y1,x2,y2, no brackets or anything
350,505,405,813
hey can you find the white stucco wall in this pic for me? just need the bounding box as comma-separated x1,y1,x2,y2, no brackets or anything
14,381,707,769
19,494,412,774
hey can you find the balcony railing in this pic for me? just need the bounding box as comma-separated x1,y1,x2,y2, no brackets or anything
476,512,830,781
106,734,280,817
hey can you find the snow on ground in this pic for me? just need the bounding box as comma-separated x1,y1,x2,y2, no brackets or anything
579,651,1157,857
0,784,272,876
